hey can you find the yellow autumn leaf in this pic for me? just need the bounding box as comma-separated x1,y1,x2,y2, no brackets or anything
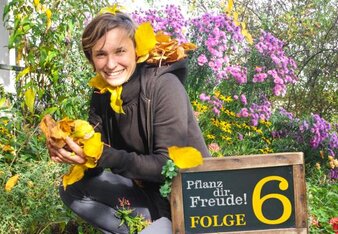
241,22,246,30
242,28,253,45
135,22,157,58
168,146,203,169
233,12,239,26
50,125,69,139
88,73,109,93
5,174,19,192
33,0,40,8
88,74,124,114
16,47,23,64
83,132,104,159
136,54,149,63
156,31,171,43
45,8,52,20
63,165,86,190
84,157,97,168
72,120,95,140
24,88,36,113
45,9,52,30
33,0,42,12
226,0,234,13
108,86,125,114
58,117,74,134
16,66,31,80
99,3,125,15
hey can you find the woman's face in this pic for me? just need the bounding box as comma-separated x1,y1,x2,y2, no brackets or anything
92,27,136,87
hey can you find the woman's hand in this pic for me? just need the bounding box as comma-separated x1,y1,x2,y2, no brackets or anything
47,137,86,164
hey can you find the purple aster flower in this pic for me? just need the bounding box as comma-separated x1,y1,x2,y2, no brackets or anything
197,54,208,66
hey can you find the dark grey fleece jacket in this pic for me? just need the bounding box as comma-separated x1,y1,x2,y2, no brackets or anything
88,59,210,218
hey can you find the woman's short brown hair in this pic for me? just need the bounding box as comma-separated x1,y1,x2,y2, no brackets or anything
82,12,137,65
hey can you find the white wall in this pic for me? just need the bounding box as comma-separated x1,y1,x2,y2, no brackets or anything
0,0,15,94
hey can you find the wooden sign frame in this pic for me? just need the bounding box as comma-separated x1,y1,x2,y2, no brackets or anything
170,152,307,234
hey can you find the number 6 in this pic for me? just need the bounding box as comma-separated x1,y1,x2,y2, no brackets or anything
252,176,292,225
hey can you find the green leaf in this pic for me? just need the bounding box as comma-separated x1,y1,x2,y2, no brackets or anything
40,107,58,117
0,97,6,107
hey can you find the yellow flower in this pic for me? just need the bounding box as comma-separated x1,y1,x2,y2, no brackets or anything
135,22,157,63
221,95,233,102
224,109,236,117
221,136,232,141
315,163,321,170
214,90,221,97
328,155,334,161
255,129,263,135
259,147,273,154
329,161,335,169
207,134,216,140
168,146,203,169
333,159,338,167
5,174,19,192
262,137,271,145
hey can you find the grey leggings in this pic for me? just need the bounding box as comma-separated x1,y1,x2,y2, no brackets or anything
59,171,158,234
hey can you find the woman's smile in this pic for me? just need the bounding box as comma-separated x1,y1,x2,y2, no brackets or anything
92,27,136,87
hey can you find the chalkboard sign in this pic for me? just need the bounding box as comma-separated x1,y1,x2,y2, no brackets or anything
170,152,307,234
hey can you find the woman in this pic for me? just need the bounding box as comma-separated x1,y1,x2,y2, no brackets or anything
47,9,210,234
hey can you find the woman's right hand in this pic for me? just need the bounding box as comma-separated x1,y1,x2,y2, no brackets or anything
47,137,87,165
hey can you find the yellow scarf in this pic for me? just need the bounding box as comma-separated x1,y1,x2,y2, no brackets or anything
88,73,125,114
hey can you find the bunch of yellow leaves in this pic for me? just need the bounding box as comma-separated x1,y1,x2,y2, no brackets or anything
39,115,104,190
135,23,197,65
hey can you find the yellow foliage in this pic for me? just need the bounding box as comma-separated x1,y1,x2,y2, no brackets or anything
227,0,234,13
135,22,157,60
62,165,85,189
45,9,52,30
17,66,31,80
107,86,124,114
168,146,203,169
5,174,19,192
72,120,95,140
24,88,35,113
88,74,125,114
39,115,105,189
98,3,125,15
83,132,104,159
135,23,196,65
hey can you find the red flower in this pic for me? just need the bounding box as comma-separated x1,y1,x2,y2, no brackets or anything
330,217,338,234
